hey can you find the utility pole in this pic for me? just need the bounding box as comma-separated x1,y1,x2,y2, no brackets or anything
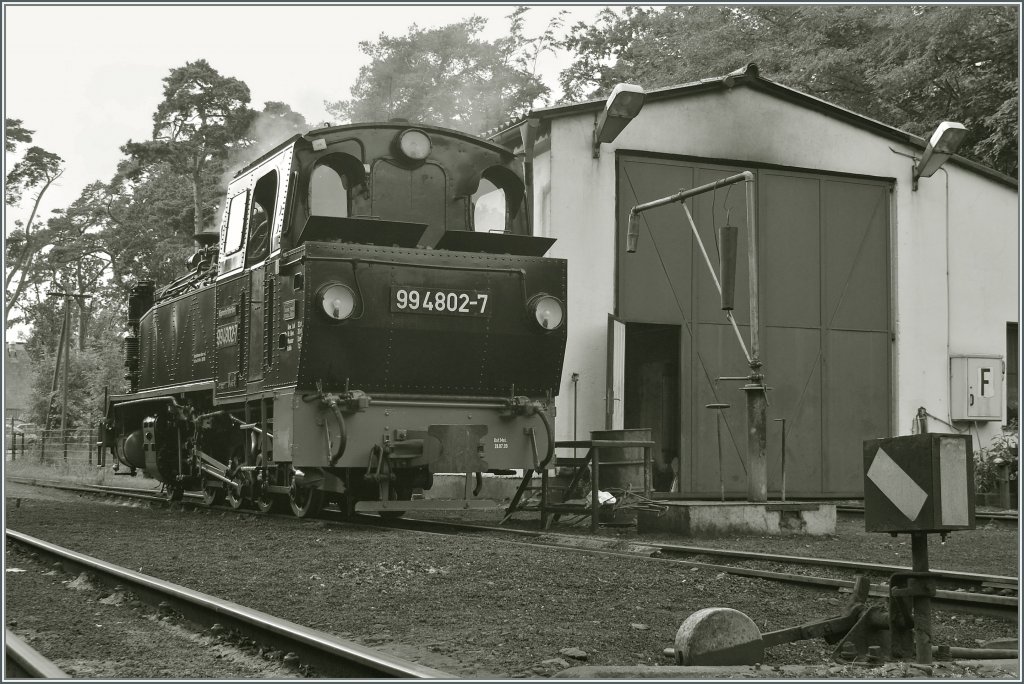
46,289,91,461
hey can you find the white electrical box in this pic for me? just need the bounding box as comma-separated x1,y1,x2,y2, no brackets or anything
950,355,1003,421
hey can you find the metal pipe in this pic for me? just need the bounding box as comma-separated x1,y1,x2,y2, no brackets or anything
591,447,601,533
682,203,722,294
912,532,934,665
774,418,787,502
724,311,752,365
745,177,760,363
744,384,768,502
630,171,753,214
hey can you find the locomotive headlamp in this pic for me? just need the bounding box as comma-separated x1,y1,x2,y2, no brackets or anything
397,129,431,161
318,283,356,321
529,294,564,331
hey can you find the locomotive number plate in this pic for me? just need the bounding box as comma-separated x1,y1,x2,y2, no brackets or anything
391,286,490,317
216,323,238,348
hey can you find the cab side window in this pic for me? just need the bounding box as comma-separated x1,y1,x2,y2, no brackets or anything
223,190,248,255
246,171,277,267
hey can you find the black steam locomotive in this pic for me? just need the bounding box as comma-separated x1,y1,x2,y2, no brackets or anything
102,122,566,517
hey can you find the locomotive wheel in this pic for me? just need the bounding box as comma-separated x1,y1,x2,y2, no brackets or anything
253,458,284,513
289,484,324,518
202,481,225,507
225,471,248,510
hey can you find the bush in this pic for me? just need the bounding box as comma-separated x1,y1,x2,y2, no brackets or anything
974,421,1018,493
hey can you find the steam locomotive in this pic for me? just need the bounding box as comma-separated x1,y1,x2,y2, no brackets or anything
101,122,566,517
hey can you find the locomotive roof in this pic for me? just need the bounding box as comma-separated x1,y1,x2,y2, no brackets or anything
232,122,513,180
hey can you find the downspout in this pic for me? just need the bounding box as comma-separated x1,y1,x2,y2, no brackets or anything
519,117,540,233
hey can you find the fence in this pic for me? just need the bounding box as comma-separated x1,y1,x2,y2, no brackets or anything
6,428,107,466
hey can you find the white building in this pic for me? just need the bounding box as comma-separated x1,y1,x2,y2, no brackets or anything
491,64,1018,498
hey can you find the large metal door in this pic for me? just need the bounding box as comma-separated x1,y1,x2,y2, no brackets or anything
616,154,891,497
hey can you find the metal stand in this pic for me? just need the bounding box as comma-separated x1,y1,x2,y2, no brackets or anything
910,533,933,665
503,438,654,531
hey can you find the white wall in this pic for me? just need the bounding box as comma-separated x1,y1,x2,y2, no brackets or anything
533,86,1018,453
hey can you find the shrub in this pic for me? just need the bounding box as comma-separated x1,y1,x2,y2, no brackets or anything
974,421,1018,493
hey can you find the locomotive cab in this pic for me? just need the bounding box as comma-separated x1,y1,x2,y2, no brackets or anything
105,122,566,518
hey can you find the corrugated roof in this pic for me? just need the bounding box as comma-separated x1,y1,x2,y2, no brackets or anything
488,63,1016,188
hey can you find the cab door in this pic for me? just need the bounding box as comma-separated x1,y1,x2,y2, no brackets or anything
247,265,265,383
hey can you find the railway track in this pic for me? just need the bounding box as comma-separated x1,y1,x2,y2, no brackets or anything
5,528,451,679
8,477,1018,619
5,628,69,678
837,504,1018,525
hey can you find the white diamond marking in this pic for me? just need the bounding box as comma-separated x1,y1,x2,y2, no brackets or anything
867,447,928,521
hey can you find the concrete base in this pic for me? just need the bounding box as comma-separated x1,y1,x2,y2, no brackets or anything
422,473,521,501
638,501,836,537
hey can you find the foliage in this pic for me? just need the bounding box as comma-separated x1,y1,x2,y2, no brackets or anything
558,5,1019,175
974,422,1019,493
121,59,256,238
5,119,66,327
5,117,33,153
25,321,124,430
325,8,558,134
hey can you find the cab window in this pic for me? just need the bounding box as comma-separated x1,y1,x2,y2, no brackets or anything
472,179,506,233
246,171,277,266
223,190,247,255
309,164,350,218
472,166,526,235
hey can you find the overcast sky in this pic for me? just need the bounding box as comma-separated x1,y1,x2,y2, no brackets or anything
4,3,609,224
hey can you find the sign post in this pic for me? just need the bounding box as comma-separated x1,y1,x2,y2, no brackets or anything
863,432,975,664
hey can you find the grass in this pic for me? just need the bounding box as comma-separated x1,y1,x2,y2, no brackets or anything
4,458,161,490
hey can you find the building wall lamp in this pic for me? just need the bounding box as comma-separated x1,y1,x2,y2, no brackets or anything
593,83,646,158
913,121,967,190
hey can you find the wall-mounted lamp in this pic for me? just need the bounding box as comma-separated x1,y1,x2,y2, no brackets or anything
912,121,967,190
593,83,645,158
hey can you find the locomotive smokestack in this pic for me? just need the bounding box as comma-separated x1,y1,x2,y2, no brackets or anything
194,227,219,250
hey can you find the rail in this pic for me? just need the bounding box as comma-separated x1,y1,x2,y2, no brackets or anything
5,628,70,678
5,529,451,679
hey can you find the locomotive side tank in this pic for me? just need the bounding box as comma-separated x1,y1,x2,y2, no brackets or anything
104,123,566,517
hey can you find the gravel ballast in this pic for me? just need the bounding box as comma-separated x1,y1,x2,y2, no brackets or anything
4,482,1019,678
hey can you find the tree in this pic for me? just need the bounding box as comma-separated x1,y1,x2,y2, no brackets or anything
559,5,1018,175
5,118,33,152
122,59,256,239
5,119,65,327
325,10,553,134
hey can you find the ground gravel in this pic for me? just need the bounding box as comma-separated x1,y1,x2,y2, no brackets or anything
3,481,1019,679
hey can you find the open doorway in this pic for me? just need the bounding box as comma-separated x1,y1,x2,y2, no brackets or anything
624,323,681,492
